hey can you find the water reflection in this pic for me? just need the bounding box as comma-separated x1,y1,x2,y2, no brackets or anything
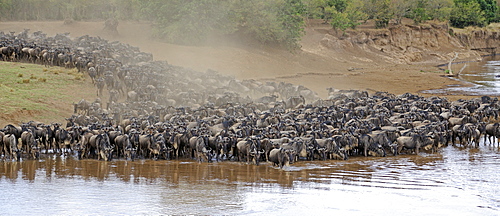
0,144,499,215
423,56,500,95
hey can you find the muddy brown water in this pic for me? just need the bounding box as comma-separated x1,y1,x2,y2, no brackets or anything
1,142,499,215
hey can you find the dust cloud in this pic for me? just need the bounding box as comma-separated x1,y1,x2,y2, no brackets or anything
0,20,462,100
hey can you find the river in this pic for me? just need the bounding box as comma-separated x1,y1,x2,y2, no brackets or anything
423,55,500,96
1,141,499,215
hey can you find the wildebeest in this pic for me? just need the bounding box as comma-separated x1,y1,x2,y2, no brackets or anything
284,95,305,110
150,133,168,160
369,130,397,156
88,66,97,84
358,134,386,157
316,138,347,160
484,123,500,146
3,124,23,139
114,134,130,159
268,148,293,168
236,138,263,165
96,77,105,96
188,135,212,162
396,134,432,155
74,99,90,115
1,46,15,61
3,134,21,161
89,133,113,161
138,134,154,159
0,131,4,158
55,128,72,153
3,29,500,167
21,130,39,159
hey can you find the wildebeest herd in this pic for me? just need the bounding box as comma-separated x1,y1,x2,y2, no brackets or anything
1,29,499,168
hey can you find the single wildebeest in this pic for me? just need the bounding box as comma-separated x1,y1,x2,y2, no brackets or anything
3,134,21,161
484,123,500,146
138,133,157,159
358,134,386,157
74,99,90,115
55,128,72,153
396,135,432,155
115,134,136,160
236,138,264,165
21,130,39,159
96,77,105,96
89,133,113,161
88,66,97,84
268,148,292,168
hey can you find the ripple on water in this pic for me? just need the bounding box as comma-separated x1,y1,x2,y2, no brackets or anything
0,144,499,215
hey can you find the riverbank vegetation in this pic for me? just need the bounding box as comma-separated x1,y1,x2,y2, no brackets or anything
0,0,498,49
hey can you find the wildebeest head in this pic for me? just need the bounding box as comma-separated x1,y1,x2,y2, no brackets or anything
368,145,386,157
99,146,114,161
253,149,265,166
15,149,22,161
421,135,435,151
124,147,137,161
316,147,327,160
97,134,113,161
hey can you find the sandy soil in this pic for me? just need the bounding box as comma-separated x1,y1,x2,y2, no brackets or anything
0,20,477,124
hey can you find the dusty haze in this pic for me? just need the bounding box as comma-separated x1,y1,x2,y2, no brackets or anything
0,20,473,99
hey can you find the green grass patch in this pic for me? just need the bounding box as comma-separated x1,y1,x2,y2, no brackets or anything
0,62,86,114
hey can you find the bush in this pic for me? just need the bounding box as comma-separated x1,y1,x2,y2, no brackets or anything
143,0,306,50
450,0,487,28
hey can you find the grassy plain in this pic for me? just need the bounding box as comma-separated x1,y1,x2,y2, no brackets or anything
0,62,95,125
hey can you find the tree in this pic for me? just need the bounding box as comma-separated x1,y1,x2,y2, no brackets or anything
138,0,306,49
408,0,430,24
374,0,392,28
329,1,366,33
476,0,499,23
450,0,487,28
390,0,416,25
302,0,347,23
139,0,238,45
426,0,454,21
277,0,307,49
